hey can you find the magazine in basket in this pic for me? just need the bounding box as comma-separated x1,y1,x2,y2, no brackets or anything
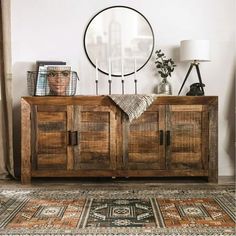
35,65,72,96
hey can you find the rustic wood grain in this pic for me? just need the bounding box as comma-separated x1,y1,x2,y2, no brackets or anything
166,105,208,171
73,105,117,170
38,132,67,153
124,109,165,170
37,154,67,170
67,105,74,170
208,98,218,182
21,98,32,184
31,169,208,177
21,96,218,183
115,109,123,169
21,96,217,106
201,105,209,170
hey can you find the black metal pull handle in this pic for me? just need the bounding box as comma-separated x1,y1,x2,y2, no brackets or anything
166,130,171,146
160,130,164,145
68,131,78,146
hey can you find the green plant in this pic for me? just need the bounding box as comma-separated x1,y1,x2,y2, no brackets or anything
155,49,176,79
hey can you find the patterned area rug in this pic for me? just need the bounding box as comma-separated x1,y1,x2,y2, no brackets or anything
0,184,235,235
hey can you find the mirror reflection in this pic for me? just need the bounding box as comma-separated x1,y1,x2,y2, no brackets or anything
84,6,154,76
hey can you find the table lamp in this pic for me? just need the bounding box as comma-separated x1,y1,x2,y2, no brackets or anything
178,40,210,95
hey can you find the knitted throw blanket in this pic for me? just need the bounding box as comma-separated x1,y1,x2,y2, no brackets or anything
108,94,157,122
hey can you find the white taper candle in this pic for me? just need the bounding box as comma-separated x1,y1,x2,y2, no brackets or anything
108,58,112,81
95,59,98,81
121,57,124,78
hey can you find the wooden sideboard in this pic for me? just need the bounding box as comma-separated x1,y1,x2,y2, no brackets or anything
21,96,218,184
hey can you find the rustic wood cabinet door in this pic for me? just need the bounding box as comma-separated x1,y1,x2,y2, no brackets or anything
166,105,209,170
123,105,165,170
21,96,218,183
31,105,73,171
73,105,117,170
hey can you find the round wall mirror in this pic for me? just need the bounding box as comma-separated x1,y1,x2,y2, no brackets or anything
84,6,154,77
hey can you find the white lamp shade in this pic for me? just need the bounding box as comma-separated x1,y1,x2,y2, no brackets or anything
180,40,210,62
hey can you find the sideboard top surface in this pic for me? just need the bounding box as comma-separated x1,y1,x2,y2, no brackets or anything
21,96,218,106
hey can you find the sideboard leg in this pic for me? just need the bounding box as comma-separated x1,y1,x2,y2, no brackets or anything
208,98,218,183
21,98,32,185
21,175,31,184
208,171,218,183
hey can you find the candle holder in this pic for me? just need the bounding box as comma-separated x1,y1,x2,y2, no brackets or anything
95,59,99,95
108,57,112,94
108,80,112,95
95,80,98,95
134,57,137,94
121,79,124,94
134,79,137,94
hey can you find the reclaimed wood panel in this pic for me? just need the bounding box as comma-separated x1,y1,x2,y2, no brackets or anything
38,122,66,132
74,106,117,170
79,152,109,163
129,123,158,132
21,96,218,183
124,109,165,170
201,106,209,170
37,154,67,169
170,153,203,169
80,131,108,142
21,96,217,106
31,105,72,171
79,141,109,152
37,105,67,112
129,153,163,163
37,112,66,121
31,169,208,178
81,111,109,122
129,131,158,138
166,105,207,170
21,98,32,184
38,132,67,153
67,105,74,170
208,99,218,182
79,123,109,132
131,112,159,123
128,143,158,152
170,105,203,112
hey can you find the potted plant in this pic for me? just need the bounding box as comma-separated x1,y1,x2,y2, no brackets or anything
155,49,176,95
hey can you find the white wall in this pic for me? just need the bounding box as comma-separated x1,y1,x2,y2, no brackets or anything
11,0,235,176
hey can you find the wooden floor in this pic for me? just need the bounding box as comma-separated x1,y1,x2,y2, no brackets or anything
0,176,235,188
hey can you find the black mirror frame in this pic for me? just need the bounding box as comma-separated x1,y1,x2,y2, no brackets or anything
83,5,155,77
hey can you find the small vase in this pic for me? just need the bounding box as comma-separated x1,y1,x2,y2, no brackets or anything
157,78,172,95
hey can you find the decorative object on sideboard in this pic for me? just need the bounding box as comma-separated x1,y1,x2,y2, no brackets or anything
84,6,154,94
121,56,125,94
108,94,157,121
84,6,154,77
155,49,176,95
34,61,66,95
108,57,112,95
94,57,139,95
46,66,72,96
134,57,138,94
186,82,205,96
27,65,79,96
95,59,99,95
178,40,210,96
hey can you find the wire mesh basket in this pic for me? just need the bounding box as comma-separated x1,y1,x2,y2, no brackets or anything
27,70,78,96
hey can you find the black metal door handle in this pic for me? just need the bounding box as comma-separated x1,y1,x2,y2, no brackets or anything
160,130,164,145
68,131,78,146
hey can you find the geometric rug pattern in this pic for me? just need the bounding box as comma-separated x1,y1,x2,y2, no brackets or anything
0,184,235,235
